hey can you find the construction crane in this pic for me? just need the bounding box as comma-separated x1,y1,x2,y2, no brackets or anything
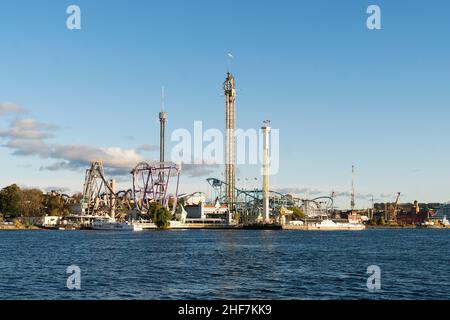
390,192,401,224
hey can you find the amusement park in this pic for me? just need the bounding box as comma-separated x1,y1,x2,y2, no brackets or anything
44,71,364,231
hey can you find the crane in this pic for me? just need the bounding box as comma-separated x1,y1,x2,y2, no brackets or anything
390,192,401,224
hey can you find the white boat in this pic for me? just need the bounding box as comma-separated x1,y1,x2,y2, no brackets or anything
312,219,365,231
286,219,365,231
420,220,435,227
91,218,143,231
442,216,449,227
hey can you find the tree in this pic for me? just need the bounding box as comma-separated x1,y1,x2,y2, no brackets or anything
148,202,172,229
290,207,305,220
0,184,22,216
44,194,65,216
18,189,44,217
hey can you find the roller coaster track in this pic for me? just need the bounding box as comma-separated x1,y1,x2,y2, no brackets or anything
206,177,334,212
131,161,181,215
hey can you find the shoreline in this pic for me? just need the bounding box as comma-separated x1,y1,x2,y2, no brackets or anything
1,224,450,231
0,226,42,231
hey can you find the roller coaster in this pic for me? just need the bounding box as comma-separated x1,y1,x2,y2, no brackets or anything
80,161,181,219
206,178,333,220
46,190,78,205
79,160,333,224
131,161,181,215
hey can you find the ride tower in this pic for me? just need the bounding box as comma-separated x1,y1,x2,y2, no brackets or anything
223,72,236,214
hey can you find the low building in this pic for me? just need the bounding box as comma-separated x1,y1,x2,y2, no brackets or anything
42,216,61,226
203,204,228,218
185,202,229,224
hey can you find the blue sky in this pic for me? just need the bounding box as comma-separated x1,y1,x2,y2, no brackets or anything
1,0,450,208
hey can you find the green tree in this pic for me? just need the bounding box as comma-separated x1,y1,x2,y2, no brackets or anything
44,194,65,216
149,202,172,229
0,184,22,216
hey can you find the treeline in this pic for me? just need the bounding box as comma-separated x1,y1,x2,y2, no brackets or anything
0,184,81,218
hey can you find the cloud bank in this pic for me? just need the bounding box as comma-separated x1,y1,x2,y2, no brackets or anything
0,105,143,176
0,103,217,179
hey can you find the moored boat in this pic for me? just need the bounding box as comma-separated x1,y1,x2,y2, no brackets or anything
91,218,143,231
284,219,365,231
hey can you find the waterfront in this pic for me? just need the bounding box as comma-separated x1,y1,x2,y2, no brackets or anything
0,229,449,300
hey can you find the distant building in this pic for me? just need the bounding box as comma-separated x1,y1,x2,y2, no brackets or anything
434,204,450,222
185,205,204,219
185,203,229,220
203,204,228,218
184,202,230,225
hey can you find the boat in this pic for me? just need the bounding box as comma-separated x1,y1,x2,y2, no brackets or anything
311,219,365,231
442,216,450,227
284,219,365,231
417,219,441,228
91,218,143,231
420,220,435,227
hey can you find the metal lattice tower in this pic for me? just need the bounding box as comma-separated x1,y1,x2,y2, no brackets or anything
223,72,236,212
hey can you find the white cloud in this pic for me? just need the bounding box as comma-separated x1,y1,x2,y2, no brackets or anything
1,105,220,179
1,107,144,176
34,145,144,175
0,103,24,116
0,118,57,140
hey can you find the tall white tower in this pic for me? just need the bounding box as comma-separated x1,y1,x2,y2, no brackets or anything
262,120,271,223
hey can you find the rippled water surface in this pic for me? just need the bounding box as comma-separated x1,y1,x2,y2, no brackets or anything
0,229,449,299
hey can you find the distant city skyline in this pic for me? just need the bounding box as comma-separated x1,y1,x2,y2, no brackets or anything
1,0,450,209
